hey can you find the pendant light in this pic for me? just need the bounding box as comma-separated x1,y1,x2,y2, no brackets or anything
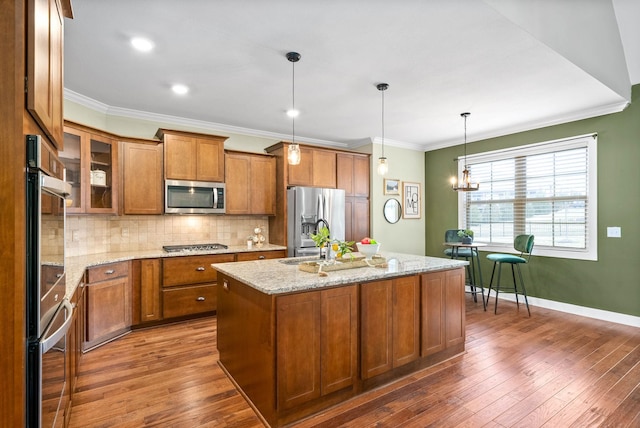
452,112,479,191
286,52,301,165
377,83,389,176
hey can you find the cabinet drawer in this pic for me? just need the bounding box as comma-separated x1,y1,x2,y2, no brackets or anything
163,284,216,318
86,261,129,283
163,254,235,287
236,250,285,262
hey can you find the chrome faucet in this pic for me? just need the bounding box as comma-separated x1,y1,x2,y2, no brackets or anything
314,219,331,259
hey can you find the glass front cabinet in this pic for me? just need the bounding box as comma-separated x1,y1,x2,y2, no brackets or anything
61,125,118,214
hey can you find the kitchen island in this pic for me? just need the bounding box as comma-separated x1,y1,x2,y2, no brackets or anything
213,252,468,427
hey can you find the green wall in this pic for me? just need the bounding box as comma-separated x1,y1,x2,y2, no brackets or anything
425,84,640,317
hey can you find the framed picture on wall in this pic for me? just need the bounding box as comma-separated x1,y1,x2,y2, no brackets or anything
384,178,400,195
402,181,421,219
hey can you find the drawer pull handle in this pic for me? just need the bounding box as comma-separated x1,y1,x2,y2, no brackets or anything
105,269,115,275
258,255,265,259
223,279,229,291
196,267,206,272
196,296,205,301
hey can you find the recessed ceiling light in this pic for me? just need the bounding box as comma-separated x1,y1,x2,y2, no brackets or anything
286,109,299,118
130,37,154,52
171,84,189,95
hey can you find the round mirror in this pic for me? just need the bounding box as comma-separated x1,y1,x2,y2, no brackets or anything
383,198,402,224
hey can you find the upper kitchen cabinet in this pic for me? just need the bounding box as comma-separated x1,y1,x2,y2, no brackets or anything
337,153,370,197
61,124,119,214
27,0,72,149
225,151,276,215
287,146,337,188
156,129,227,182
121,141,163,215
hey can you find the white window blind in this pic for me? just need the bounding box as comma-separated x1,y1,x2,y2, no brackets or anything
458,134,597,261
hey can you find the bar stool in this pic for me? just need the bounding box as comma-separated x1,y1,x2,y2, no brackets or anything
486,235,534,316
443,229,485,307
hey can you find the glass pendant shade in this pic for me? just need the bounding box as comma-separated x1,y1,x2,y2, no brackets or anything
377,157,388,176
288,144,301,165
452,112,479,191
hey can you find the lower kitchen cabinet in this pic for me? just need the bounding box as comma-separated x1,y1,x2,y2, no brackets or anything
360,276,420,379
65,276,85,426
84,261,131,351
276,285,358,410
162,254,235,319
235,249,286,261
421,268,466,356
131,258,162,325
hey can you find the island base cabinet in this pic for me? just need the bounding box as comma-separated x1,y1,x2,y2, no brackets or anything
276,285,358,410
421,268,466,357
360,276,420,380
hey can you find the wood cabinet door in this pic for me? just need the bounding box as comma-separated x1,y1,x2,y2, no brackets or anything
196,137,225,182
277,291,321,409
352,198,370,243
336,154,354,195
287,146,314,186
392,276,420,368
225,153,251,214
352,155,370,197
27,0,64,149
85,276,131,347
337,153,369,197
123,142,163,214
312,150,337,188
250,155,276,215
139,259,162,323
445,268,465,348
164,134,197,180
421,271,445,356
321,285,358,395
360,280,393,379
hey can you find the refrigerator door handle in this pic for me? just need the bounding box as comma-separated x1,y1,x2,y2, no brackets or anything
41,299,73,354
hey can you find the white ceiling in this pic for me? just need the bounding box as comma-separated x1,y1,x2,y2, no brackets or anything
63,0,640,152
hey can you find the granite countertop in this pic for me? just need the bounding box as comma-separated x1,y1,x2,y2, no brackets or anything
212,251,468,295
64,244,286,298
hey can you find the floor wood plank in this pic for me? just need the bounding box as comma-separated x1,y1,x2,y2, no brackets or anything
69,298,640,427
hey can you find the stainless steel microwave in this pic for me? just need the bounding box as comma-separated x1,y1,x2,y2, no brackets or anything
165,179,225,214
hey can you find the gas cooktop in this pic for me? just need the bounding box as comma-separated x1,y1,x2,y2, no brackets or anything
162,243,228,253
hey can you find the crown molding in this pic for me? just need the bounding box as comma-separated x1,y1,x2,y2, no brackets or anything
64,88,349,149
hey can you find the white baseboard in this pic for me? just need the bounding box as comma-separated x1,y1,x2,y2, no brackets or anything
470,286,640,328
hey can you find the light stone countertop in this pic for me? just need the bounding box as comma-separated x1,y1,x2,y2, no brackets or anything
212,252,468,295
64,244,286,298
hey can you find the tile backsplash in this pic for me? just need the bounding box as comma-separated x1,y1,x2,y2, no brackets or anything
65,215,270,257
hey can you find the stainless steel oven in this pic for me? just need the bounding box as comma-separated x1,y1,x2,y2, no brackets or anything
26,134,72,427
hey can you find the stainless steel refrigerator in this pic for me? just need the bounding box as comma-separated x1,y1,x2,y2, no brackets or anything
287,187,345,257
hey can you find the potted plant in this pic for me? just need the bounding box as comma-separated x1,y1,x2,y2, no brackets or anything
457,229,474,244
310,226,331,259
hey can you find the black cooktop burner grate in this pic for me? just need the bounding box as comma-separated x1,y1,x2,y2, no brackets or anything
162,243,228,253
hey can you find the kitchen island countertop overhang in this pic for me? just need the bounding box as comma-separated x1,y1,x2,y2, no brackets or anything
212,251,468,294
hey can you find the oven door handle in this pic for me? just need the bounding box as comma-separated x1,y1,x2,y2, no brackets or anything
41,299,73,354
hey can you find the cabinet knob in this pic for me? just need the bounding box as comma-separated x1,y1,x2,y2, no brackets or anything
196,266,205,271
258,255,265,259
196,296,205,301
223,279,229,291
105,269,115,275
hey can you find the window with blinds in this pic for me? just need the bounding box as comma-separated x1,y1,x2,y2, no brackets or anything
458,134,597,261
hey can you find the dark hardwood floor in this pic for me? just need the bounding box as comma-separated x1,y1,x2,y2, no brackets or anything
69,297,640,427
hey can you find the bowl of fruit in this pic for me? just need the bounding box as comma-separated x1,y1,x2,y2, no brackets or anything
356,237,381,260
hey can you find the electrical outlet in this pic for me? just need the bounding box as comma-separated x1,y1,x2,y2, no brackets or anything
607,227,621,238
71,230,80,242
121,227,129,237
